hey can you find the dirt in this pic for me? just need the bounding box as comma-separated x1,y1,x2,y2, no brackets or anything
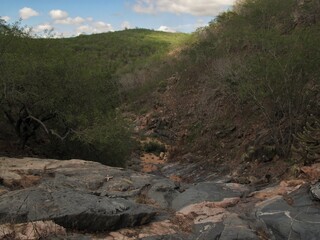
140,153,165,173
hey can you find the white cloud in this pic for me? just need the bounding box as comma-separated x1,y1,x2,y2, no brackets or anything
55,16,85,25
157,25,176,32
49,9,68,20
121,21,131,29
0,16,10,22
133,0,235,16
93,21,114,32
77,25,93,34
34,23,54,33
19,7,39,20
76,21,113,35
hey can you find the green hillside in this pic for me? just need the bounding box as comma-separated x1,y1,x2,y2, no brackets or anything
1,0,319,169
146,0,320,167
0,23,189,165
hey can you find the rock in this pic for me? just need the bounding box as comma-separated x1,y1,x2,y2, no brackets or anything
171,182,248,210
0,158,162,233
2,157,320,240
177,198,240,225
301,163,320,181
251,180,305,200
256,185,320,239
0,221,66,240
219,213,258,240
310,182,320,201
147,178,180,208
0,186,156,232
159,152,165,160
137,220,178,239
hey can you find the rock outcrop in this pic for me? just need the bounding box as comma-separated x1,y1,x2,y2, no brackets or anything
0,157,320,239
0,158,159,234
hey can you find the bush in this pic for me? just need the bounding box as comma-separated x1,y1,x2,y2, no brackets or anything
142,141,166,155
169,0,320,158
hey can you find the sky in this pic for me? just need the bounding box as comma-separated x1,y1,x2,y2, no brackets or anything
0,0,236,37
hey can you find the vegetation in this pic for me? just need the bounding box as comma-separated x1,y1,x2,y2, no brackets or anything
294,119,320,165
1,0,319,167
162,0,320,164
0,20,187,166
142,141,166,156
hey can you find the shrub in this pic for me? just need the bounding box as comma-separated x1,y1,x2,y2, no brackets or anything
142,141,166,155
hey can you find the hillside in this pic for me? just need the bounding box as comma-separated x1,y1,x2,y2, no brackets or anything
1,0,320,239
125,0,320,182
0,0,319,178
0,25,189,165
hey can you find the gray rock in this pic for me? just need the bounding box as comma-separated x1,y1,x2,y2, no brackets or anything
147,178,180,208
0,186,156,232
141,235,187,240
0,158,164,233
256,186,320,240
310,182,320,201
172,182,248,210
190,222,224,240
219,213,258,240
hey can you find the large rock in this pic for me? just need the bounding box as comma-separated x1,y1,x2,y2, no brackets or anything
172,181,249,210
256,185,320,239
0,221,66,240
0,187,156,232
2,157,320,239
0,157,159,232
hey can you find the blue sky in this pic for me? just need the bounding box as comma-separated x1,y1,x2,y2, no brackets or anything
0,0,235,37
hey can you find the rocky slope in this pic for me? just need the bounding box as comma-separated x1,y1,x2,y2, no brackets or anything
0,157,319,239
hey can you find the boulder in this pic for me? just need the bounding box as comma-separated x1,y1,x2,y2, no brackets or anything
0,221,66,240
310,182,320,201
256,185,320,239
0,158,159,232
171,182,249,210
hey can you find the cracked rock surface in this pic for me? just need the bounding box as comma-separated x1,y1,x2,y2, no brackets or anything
0,157,320,239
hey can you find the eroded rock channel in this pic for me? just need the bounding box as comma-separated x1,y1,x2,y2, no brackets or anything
0,157,319,239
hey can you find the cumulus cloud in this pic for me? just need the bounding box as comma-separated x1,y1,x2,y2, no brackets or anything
49,9,68,20
19,7,39,20
55,16,85,25
121,21,131,29
93,21,114,32
133,0,235,16
76,21,113,35
76,25,92,34
157,25,176,32
33,23,54,33
0,16,10,22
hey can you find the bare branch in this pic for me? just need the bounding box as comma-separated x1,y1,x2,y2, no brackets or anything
25,115,72,141
26,115,50,134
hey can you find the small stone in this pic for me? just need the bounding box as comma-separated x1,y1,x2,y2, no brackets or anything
310,182,320,201
159,152,165,159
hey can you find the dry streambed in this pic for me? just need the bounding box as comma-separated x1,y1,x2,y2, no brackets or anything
0,157,319,239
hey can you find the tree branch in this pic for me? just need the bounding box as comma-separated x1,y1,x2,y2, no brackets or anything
25,115,72,141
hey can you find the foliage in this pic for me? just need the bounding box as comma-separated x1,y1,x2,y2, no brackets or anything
0,21,185,165
293,118,320,165
142,141,166,155
169,0,320,159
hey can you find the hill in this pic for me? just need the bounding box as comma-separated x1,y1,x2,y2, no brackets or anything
0,24,189,165
126,0,320,181
1,0,319,179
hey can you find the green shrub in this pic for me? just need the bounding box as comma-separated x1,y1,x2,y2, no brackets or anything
142,141,166,155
